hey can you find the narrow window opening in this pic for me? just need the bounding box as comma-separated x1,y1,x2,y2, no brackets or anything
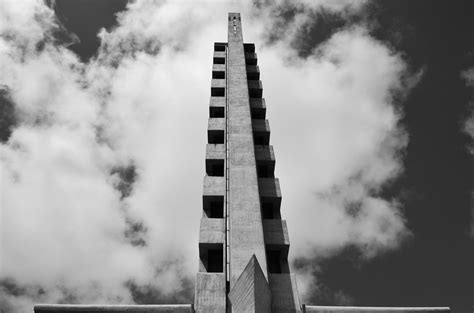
262,202,274,219
267,250,282,274
207,247,224,272
261,199,281,219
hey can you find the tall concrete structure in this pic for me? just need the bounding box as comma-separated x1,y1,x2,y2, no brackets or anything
194,12,299,313
34,13,450,313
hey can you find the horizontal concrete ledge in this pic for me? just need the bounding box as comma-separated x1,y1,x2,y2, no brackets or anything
303,306,450,313
34,304,193,313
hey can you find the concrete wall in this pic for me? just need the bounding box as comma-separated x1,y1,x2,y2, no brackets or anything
263,219,289,246
34,305,193,313
303,307,450,313
227,12,268,286
199,218,225,244
194,273,226,313
269,274,302,313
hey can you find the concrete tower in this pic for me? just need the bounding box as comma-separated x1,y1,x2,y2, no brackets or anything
34,12,450,313
194,12,301,313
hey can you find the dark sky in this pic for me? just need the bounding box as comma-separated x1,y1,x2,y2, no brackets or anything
53,0,473,312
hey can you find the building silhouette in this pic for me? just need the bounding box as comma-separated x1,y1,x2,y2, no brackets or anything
34,13,450,313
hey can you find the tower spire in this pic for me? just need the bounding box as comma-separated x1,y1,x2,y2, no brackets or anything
194,12,301,313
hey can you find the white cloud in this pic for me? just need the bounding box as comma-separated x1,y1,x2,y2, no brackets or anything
0,0,418,310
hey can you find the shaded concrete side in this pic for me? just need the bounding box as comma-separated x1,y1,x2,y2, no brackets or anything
194,273,226,313
34,304,193,313
303,307,450,313
228,255,271,313
254,145,274,162
227,12,268,286
263,219,289,246
268,274,302,313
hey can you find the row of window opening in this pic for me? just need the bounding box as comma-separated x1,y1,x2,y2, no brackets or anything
208,130,268,145
199,243,288,274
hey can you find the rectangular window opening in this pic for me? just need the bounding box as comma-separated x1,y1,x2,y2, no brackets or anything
214,43,226,51
247,71,259,80
244,43,255,53
249,88,262,98
253,133,268,145
213,57,225,64
251,108,265,119
267,250,282,274
246,57,257,66
208,130,225,144
261,201,280,219
211,87,225,97
210,106,225,118
266,248,289,274
212,71,225,79
204,196,224,218
206,159,224,177
257,163,274,178
200,244,224,273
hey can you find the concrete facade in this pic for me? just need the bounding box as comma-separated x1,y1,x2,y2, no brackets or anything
195,12,301,313
34,12,450,313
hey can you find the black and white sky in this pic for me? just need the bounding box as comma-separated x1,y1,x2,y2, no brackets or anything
0,1,473,313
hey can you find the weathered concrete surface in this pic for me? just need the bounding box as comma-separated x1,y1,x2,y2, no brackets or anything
227,12,268,286
203,176,225,197
212,64,226,73
303,307,450,313
263,219,289,246
211,79,226,89
34,305,193,313
268,274,302,313
228,255,271,313
208,118,225,132
206,144,225,160
194,273,226,313
214,51,226,59
199,217,225,244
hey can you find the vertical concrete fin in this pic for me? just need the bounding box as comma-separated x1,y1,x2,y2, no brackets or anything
227,12,268,286
228,255,272,313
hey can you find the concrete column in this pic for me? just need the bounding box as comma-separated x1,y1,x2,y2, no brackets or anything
226,12,268,286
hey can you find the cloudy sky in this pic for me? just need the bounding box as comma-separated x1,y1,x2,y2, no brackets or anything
0,0,472,312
